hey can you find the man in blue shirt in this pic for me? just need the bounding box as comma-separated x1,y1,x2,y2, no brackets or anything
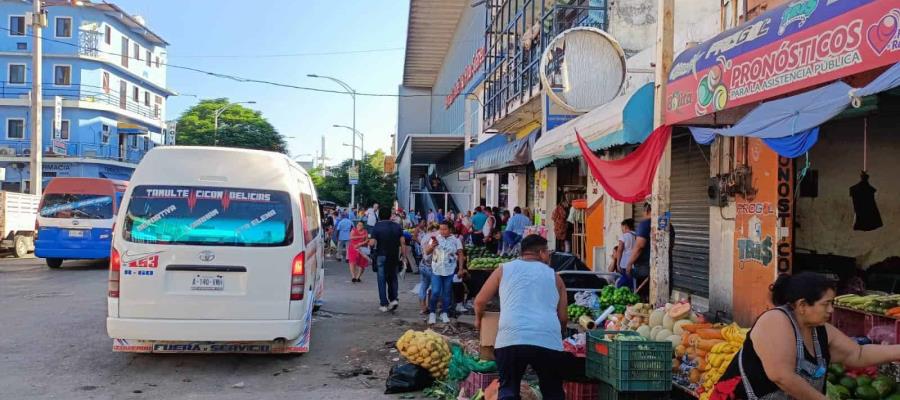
470,206,488,245
501,207,530,255
336,213,354,263
624,202,652,301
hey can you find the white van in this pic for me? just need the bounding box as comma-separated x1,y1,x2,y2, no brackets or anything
107,146,325,354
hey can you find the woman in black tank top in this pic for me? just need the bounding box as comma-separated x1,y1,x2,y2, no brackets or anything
709,273,900,400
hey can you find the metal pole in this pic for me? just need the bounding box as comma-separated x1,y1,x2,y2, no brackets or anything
29,0,43,196
350,92,356,210
213,112,219,146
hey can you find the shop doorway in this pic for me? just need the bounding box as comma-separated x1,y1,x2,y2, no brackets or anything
794,110,900,293
669,132,711,298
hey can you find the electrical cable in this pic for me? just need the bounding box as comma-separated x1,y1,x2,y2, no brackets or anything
0,26,477,99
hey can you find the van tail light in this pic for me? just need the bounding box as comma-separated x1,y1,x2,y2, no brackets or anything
290,252,305,301
108,248,121,298
34,220,39,240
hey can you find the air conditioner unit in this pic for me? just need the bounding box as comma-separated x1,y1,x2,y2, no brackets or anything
83,150,97,158
0,147,15,157
21,148,31,157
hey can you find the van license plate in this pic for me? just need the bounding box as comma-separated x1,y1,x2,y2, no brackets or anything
68,230,84,238
191,275,224,291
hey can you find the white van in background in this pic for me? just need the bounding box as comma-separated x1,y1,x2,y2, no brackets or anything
107,146,325,354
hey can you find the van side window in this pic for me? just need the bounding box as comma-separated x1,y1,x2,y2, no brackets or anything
300,193,320,241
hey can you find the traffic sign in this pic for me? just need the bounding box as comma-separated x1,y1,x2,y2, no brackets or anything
348,165,359,185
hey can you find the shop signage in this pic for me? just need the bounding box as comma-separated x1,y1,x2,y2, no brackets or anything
52,140,67,156
53,96,62,137
776,156,794,274
348,165,359,185
666,0,900,124
444,47,486,109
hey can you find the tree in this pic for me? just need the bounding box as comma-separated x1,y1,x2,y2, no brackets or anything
311,151,396,209
175,98,287,153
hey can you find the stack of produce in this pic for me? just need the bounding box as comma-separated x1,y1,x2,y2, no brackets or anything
636,303,696,349
567,304,593,321
464,245,492,259
685,324,747,400
826,363,900,400
835,294,900,316
467,256,514,270
396,329,452,379
599,286,640,314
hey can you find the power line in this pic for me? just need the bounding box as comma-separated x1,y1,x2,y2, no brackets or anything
168,47,405,58
0,26,473,99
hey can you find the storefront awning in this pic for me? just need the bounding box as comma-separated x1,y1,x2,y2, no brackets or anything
117,122,149,135
100,171,132,181
465,132,511,168
665,0,900,125
473,128,539,174
688,62,900,157
533,82,655,169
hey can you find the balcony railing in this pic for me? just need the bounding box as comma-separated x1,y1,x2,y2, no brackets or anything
0,140,148,164
0,82,163,121
483,0,608,128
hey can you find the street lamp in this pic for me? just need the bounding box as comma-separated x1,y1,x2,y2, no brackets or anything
308,74,357,209
333,124,364,157
213,101,256,146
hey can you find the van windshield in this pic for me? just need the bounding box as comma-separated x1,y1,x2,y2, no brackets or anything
123,185,293,247
40,194,114,219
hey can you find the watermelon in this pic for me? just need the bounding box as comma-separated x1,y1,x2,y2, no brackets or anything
839,377,857,391
827,382,850,400
872,377,894,397
854,384,879,400
855,376,873,388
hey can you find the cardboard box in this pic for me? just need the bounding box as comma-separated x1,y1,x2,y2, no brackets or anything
480,311,500,346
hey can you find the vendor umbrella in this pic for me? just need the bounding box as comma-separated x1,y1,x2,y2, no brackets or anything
575,125,672,203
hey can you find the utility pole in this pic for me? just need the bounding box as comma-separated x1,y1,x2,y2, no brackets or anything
29,0,45,196
650,0,674,306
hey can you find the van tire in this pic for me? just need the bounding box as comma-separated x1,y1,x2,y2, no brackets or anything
13,235,29,258
313,304,321,313
46,258,63,269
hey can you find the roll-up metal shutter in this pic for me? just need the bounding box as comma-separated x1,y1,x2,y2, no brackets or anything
669,133,711,297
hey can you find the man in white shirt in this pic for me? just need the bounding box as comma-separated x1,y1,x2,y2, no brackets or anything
366,202,379,228
424,221,465,324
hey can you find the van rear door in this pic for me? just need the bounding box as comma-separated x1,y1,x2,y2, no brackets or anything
117,186,297,320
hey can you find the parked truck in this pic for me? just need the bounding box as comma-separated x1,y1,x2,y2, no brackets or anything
0,191,39,257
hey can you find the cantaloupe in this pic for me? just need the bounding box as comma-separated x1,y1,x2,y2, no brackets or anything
673,319,692,335
663,314,675,330
650,325,664,340
649,309,665,328
636,325,652,339
668,303,692,320
655,328,673,342
666,335,681,350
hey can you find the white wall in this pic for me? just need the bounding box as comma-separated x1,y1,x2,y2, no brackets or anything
796,116,900,268
397,86,432,145
507,172,527,209
442,168,473,212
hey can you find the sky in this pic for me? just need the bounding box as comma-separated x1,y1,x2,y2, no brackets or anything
112,0,409,165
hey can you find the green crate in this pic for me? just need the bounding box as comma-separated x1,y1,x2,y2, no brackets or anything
597,382,670,400
586,330,672,392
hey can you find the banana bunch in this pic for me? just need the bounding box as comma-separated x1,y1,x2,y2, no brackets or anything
396,329,452,379
721,323,748,346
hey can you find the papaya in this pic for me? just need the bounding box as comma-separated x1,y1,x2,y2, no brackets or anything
668,303,692,320
697,328,725,340
674,319,693,335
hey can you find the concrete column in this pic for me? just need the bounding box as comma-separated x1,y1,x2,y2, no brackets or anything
543,167,558,249
485,174,498,207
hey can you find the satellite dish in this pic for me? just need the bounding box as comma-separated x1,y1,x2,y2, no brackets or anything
540,27,626,113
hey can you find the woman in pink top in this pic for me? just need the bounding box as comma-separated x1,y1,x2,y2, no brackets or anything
347,220,370,283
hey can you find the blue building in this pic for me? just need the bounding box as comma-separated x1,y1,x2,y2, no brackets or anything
0,0,175,191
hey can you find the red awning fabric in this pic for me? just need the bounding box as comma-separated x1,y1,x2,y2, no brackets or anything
576,125,672,203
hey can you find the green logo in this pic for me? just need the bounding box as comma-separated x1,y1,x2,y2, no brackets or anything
779,0,818,35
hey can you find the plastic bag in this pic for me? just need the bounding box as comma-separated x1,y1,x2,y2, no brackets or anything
573,291,599,309
448,344,498,382
867,325,896,344
384,363,434,394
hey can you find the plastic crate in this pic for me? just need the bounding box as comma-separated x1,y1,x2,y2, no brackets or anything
865,314,899,344
832,307,867,337
586,330,672,392
562,381,599,400
597,382,670,400
459,371,499,398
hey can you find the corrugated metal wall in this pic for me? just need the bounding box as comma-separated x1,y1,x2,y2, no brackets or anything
669,133,712,297
429,3,485,135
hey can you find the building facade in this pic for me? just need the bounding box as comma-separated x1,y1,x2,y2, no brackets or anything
0,0,174,191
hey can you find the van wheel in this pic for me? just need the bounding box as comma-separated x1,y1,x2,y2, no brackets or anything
13,236,29,258
46,258,63,269
313,304,321,313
